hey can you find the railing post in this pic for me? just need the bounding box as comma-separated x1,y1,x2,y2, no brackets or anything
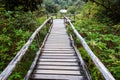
64,16,65,24
46,22,49,32
36,33,41,48
74,33,77,45
64,16,67,24
46,17,53,32
50,18,52,26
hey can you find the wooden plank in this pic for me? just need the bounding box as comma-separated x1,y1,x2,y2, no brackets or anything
45,43,70,45
39,59,77,62
51,32,67,33
42,52,75,54
48,38,69,39
44,44,71,46
45,42,70,45
44,46,72,49
40,55,77,59
49,33,68,35
37,62,79,66
45,42,70,44
42,53,75,56
48,37,68,38
47,37,69,39
32,74,84,80
42,50,75,53
49,35,68,37
44,45,71,47
33,70,81,75
48,36,68,37
47,38,69,40
49,34,68,36
46,40,70,41
46,40,70,42
42,48,74,51
36,65,80,70
48,36,69,38
45,40,70,42
48,33,67,35
46,41,70,43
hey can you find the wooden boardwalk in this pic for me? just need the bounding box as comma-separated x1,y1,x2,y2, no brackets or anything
0,17,115,80
30,19,86,80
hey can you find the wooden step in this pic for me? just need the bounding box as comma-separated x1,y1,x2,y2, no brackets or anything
45,42,70,44
44,45,71,48
42,48,74,51
40,55,78,59
42,50,75,53
44,46,72,49
33,70,81,75
42,53,76,56
45,43,70,44
36,65,80,70
37,62,79,66
39,59,78,62
31,74,85,80
42,52,75,54
46,40,70,42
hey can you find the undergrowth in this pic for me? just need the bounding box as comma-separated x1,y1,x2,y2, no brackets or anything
72,2,120,80
0,10,47,79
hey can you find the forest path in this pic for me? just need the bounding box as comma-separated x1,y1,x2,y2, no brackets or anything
30,19,86,80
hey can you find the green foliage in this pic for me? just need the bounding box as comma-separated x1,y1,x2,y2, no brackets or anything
45,3,58,13
67,6,76,14
36,17,46,26
2,0,43,11
43,0,83,14
0,9,47,80
73,1,120,79
8,46,37,80
8,72,22,80
89,0,120,22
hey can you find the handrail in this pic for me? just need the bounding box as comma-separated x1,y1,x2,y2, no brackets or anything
0,17,53,80
64,16,115,80
69,34,92,80
24,20,53,80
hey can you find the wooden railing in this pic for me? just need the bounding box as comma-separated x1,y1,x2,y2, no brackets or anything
0,17,53,80
24,18,53,80
64,16,115,80
69,34,92,80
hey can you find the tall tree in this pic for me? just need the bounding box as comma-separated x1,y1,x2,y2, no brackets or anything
89,0,120,21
